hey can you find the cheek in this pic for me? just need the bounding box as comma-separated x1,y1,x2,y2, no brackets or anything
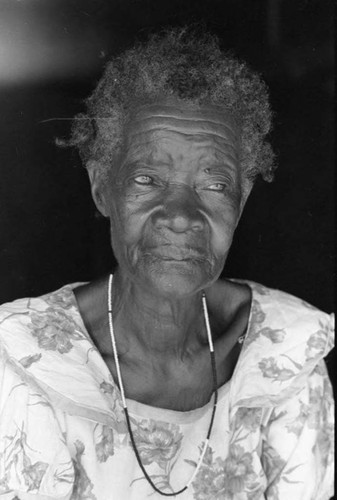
209,208,239,257
108,194,150,253
117,189,161,239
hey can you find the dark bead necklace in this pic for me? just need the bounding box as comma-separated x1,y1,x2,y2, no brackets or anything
107,274,218,496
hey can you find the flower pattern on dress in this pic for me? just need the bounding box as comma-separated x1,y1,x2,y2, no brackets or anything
260,327,286,344
19,353,42,368
305,322,328,360
233,408,262,433
261,440,305,500
44,286,77,310
315,423,334,470
190,443,261,500
285,400,310,436
261,441,287,484
258,357,298,382
131,420,184,493
261,441,287,500
0,280,334,499
98,381,128,435
242,299,266,348
72,440,97,500
99,380,114,395
30,308,84,354
22,460,49,492
133,420,183,470
94,425,115,463
0,424,49,493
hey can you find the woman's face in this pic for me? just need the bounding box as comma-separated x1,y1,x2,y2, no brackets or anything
94,101,249,298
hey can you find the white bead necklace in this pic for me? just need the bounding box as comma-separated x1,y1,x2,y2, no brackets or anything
107,274,218,496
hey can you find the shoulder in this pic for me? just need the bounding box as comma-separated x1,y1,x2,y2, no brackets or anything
0,288,78,497
245,279,334,341
0,283,117,424
228,279,334,409
0,283,84,364
0,283,77,320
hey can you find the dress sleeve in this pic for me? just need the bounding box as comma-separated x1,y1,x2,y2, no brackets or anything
261,360,334,500
0,349,74,500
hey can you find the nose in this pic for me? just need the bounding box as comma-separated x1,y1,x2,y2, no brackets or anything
152,186,205,233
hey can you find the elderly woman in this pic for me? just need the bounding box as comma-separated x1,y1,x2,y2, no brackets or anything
0,28,334,500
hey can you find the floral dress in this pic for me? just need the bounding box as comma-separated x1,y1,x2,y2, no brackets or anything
0,280,334,500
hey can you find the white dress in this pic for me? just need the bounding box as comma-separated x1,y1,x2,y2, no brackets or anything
0,280,334,499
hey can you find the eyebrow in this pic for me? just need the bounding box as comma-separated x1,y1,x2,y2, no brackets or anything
196,147,239,166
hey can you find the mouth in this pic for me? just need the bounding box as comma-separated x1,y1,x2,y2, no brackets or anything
146,245,207,262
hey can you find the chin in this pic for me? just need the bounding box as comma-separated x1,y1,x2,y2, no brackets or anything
137,258,220,298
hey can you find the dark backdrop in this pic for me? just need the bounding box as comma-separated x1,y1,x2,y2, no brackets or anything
0,0,334,371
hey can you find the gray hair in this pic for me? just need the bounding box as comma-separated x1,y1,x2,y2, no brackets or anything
59,26,276,185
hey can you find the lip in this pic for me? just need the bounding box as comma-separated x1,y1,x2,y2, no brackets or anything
147,246,206,261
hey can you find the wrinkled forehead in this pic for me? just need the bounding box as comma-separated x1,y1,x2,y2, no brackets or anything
122,102,240,162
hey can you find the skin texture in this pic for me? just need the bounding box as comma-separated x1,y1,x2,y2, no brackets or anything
75,101,253,411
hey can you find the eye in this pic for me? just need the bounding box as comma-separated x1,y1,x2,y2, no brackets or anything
134,175,153,185
207,183,227,192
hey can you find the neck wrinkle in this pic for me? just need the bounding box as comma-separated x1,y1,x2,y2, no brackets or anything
110,270,206,356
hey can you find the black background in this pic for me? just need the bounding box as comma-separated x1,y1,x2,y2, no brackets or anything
0,1,334,377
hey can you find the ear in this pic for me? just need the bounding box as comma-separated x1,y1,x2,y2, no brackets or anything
87,165,109,217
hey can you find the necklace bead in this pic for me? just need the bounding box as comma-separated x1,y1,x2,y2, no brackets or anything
107,274,218,496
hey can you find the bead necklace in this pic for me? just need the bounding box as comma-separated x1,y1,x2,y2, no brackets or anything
107,274,218,496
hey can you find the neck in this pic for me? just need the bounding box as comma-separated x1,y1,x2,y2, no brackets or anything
111,270,206,356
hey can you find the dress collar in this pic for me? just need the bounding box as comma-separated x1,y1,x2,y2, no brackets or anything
0,280,333,424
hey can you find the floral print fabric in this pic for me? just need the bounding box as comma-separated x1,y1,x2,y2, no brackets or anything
0,281,334,499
